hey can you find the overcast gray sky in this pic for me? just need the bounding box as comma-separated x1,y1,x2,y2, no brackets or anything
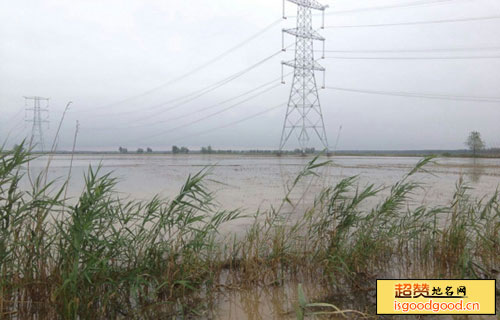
1,0,499,151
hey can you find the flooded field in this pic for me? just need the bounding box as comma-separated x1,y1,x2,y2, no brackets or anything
27,154,500,210
8,153,500,319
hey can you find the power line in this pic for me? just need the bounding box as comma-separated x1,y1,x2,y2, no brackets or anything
89,72,292,130
137,82,282,141
71,0,477,118
289,0,466,18
326,86,500,102
324,55,500,60
176,102,286,142
324,0,466,16
89,46,288,122
324,15,500,28
163,73,292,124
320,46,500,54
132,49,286,122
83,18,282,112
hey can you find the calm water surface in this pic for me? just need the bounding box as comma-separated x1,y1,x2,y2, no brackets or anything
25,154,500,211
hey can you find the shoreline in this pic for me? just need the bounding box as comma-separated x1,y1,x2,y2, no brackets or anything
17,151,500,159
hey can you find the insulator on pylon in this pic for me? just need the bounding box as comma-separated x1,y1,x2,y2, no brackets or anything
280,0,330,152
283,0,287,19
281,63,286,84
322,10,325,29
322,40,325,59
282,31,286,51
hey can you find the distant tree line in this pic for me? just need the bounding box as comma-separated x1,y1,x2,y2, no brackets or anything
172,146,189,154
196,147,318,155
114,145,318,155
119,147,153,154
201,146,213,154
112,134,498,158
293,147,316,154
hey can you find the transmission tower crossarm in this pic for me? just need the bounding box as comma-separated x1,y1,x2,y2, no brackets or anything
25,108,49,111
279,0,330,152
24,119,49,123
282,60,325,71
24,96,50,152
283,28,325,41
23,96,49,100
286,0,328,11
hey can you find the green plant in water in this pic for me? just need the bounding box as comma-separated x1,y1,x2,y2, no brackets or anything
295,283,369,319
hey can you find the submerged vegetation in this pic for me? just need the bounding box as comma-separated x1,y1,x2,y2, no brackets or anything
0,144,499,319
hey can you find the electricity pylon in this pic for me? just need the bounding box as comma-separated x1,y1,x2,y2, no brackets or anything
24,96,49,151
280,0,329,153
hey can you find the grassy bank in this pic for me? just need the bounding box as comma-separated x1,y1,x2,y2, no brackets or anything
0,145,498,319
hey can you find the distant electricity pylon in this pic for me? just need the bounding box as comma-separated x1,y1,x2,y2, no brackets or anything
24,96,49,151
280,0,329,152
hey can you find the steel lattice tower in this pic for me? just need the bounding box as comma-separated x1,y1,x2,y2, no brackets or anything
24,96,49,151
280,0,329,152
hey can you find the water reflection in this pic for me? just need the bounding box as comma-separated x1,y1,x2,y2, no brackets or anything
215,280,331,320
214,278,498,320
466,158,485,183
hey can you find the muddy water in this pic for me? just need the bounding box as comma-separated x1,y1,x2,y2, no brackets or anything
213,280,332,320
214,283,497,320
25,154,500,211
21,154,500,319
